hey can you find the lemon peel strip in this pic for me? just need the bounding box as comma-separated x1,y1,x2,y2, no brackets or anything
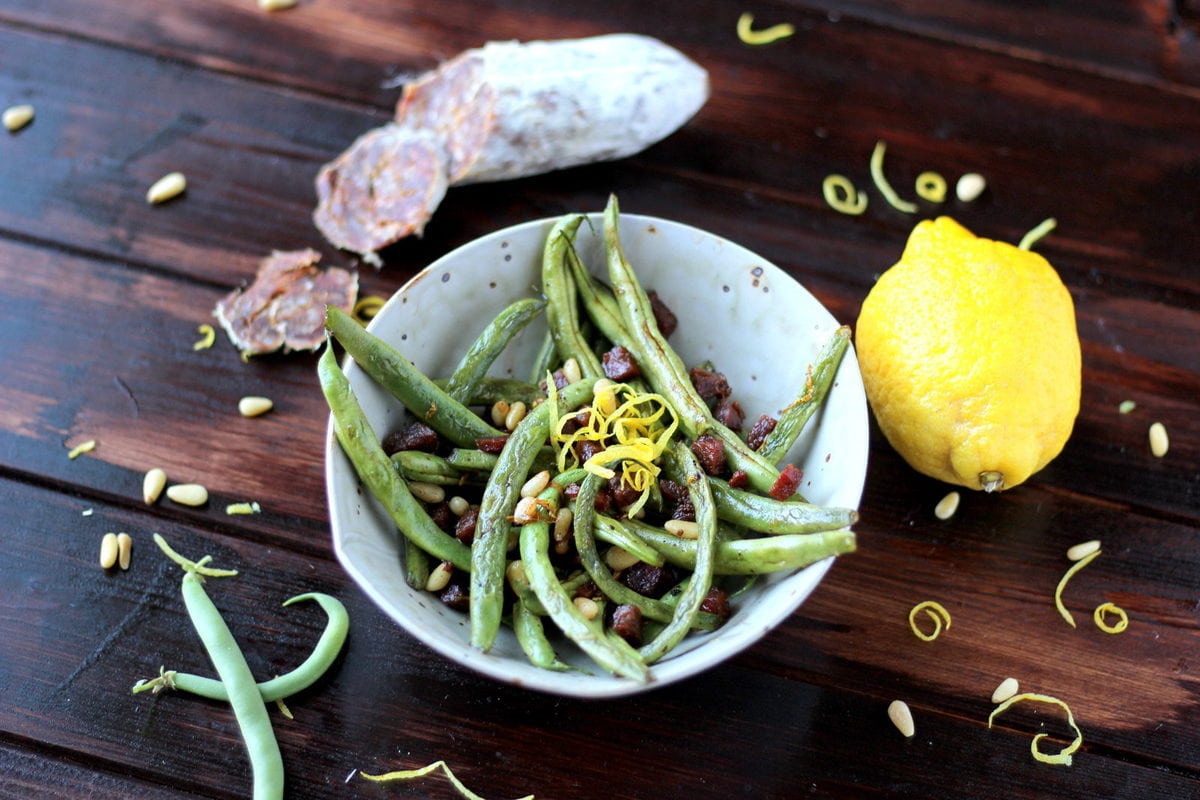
915,171,947,203
359,761,534,800
67,439,97,459
193,323,216,351
1093,602,1129,634
988,692,1082,766
353,295,387,324
1054,549,1100,628
822,175,867,215
1018,217,1057,250
869,140,918,214
908,600,951,641
736,12,795,45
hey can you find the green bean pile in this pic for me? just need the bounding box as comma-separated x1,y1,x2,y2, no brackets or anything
321,195,857,680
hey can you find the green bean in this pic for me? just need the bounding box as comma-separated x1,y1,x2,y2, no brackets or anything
179,571,283,800
626,521,857,575
325,306,502,447
319,345,473,571
592,514,666,567
133,593,349,703
638,442,718,663
542,214,605,379
444,297,547,403
512,599,573,672
390,450,471,486
518,517,650,681
757,325,851,464
433,377,545,407
403,537,431,590
445,448,500,472
529,330,558,385
470,379,594,651
564,239,633,349
707,477,858,534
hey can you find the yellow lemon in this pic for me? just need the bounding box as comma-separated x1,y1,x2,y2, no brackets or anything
855,217,1081,491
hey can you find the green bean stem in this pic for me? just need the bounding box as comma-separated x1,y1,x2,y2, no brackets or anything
470,379,594,651
757,325,851,464
134,593,349,703
318,346,473,571
180,572,284,800
707,478,858,535
622,519,858,575
325,305,502,447
443,297,547,403
638,442,719,663
542,214,605,379
518,518,650,681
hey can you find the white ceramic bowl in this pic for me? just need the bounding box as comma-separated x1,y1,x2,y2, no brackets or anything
326,213,868,698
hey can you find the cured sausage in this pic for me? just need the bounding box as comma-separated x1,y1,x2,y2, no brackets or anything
313,34,709,260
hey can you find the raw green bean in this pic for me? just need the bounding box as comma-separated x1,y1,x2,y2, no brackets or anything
707,477,858,534
638,442,718,663
180,571,283,800
325,305,502,447
518,517,649,681
542,214,605,379
433,377,545,407
757,325,851,464
134,593,349,703
512,599,573,672
319,346,472,571
470,379,594,651
444,297,547,403
625,521,857,575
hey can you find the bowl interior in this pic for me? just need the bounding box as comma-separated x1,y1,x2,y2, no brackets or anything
326,213,868,698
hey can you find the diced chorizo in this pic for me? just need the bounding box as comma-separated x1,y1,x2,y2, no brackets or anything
454,506,479,545
619,562,678,599
382,421,440,455
601,345,641,381
609,604,644,646
648,290,678,338
769,463,804,501
746,414,778,451
691,433,727,476
699,588,732,623
714,398,744,431
689,367,731,407
475,436,509,454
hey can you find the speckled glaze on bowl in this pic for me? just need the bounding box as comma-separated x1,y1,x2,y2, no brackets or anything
325,213,868,698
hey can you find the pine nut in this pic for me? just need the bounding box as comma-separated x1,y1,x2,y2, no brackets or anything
1149,422,1169,458
99,533,119,569
512,495,540,524
991,677,1019,704
490,400,510,427
505,560,528,587
504,401,527,431
520,470,551,498
238,396,274,417
1118,400,1136,414
573,596,600,620
887,700,915,738
934,491,960,520
448,495,470,516
553,507,573,543
117,533,133,570
143,467,167,504
425,561,454,593
3,104,34,132
664,519,699,540
1066,539,1101,561
408,481,445,504
259,0,298,9
166,483,208,506
955,172,986,203
605,546,641,571
146,171,186,204
561,357,582,385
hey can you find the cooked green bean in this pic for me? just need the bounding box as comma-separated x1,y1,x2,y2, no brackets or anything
638,442,718,663
564,241,635,350
319,345,472,571
529,330,558,385
404,537,431,590
518,516,650,681
445,448,500,471
326,305,502,447
707,477,859,534
444,297,547,403
592,514,666,567
623,519,857,574
390,450,470,486
512,599,573,672
758,325,851,464
133,593,349,703
434,377,545,407
470,379,594,651
180,570,283,800
543,214,605,379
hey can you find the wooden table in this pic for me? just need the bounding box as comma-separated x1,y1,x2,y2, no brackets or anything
2,2,1197,798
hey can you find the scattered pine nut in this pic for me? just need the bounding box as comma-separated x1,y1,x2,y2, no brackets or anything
100,533,119,569
505,559,528,587
143,468,167,504
520,470,551,498
259,0,298,9
592,379,618,416
238,396,274,417
664,519,699,540
553,506,573,545
225,501,261,515
3,104,34,132
82,508,94,517
605,546,641,572
408,481,445,504
887,700,915,738
166,483,208,507
991,677,1020,704
117,533,133,570
934,491,960,520
1149,422,1169,458
425,561,454,593
146,171,186,205
1066,539,1101,562
955,172,987,203
490,400,510,427
447,496,470,516
573,596,601,620
67,439,97,459
561,357,582,385
1118,399,1136,414
504,401,527,431
511,495,541,525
